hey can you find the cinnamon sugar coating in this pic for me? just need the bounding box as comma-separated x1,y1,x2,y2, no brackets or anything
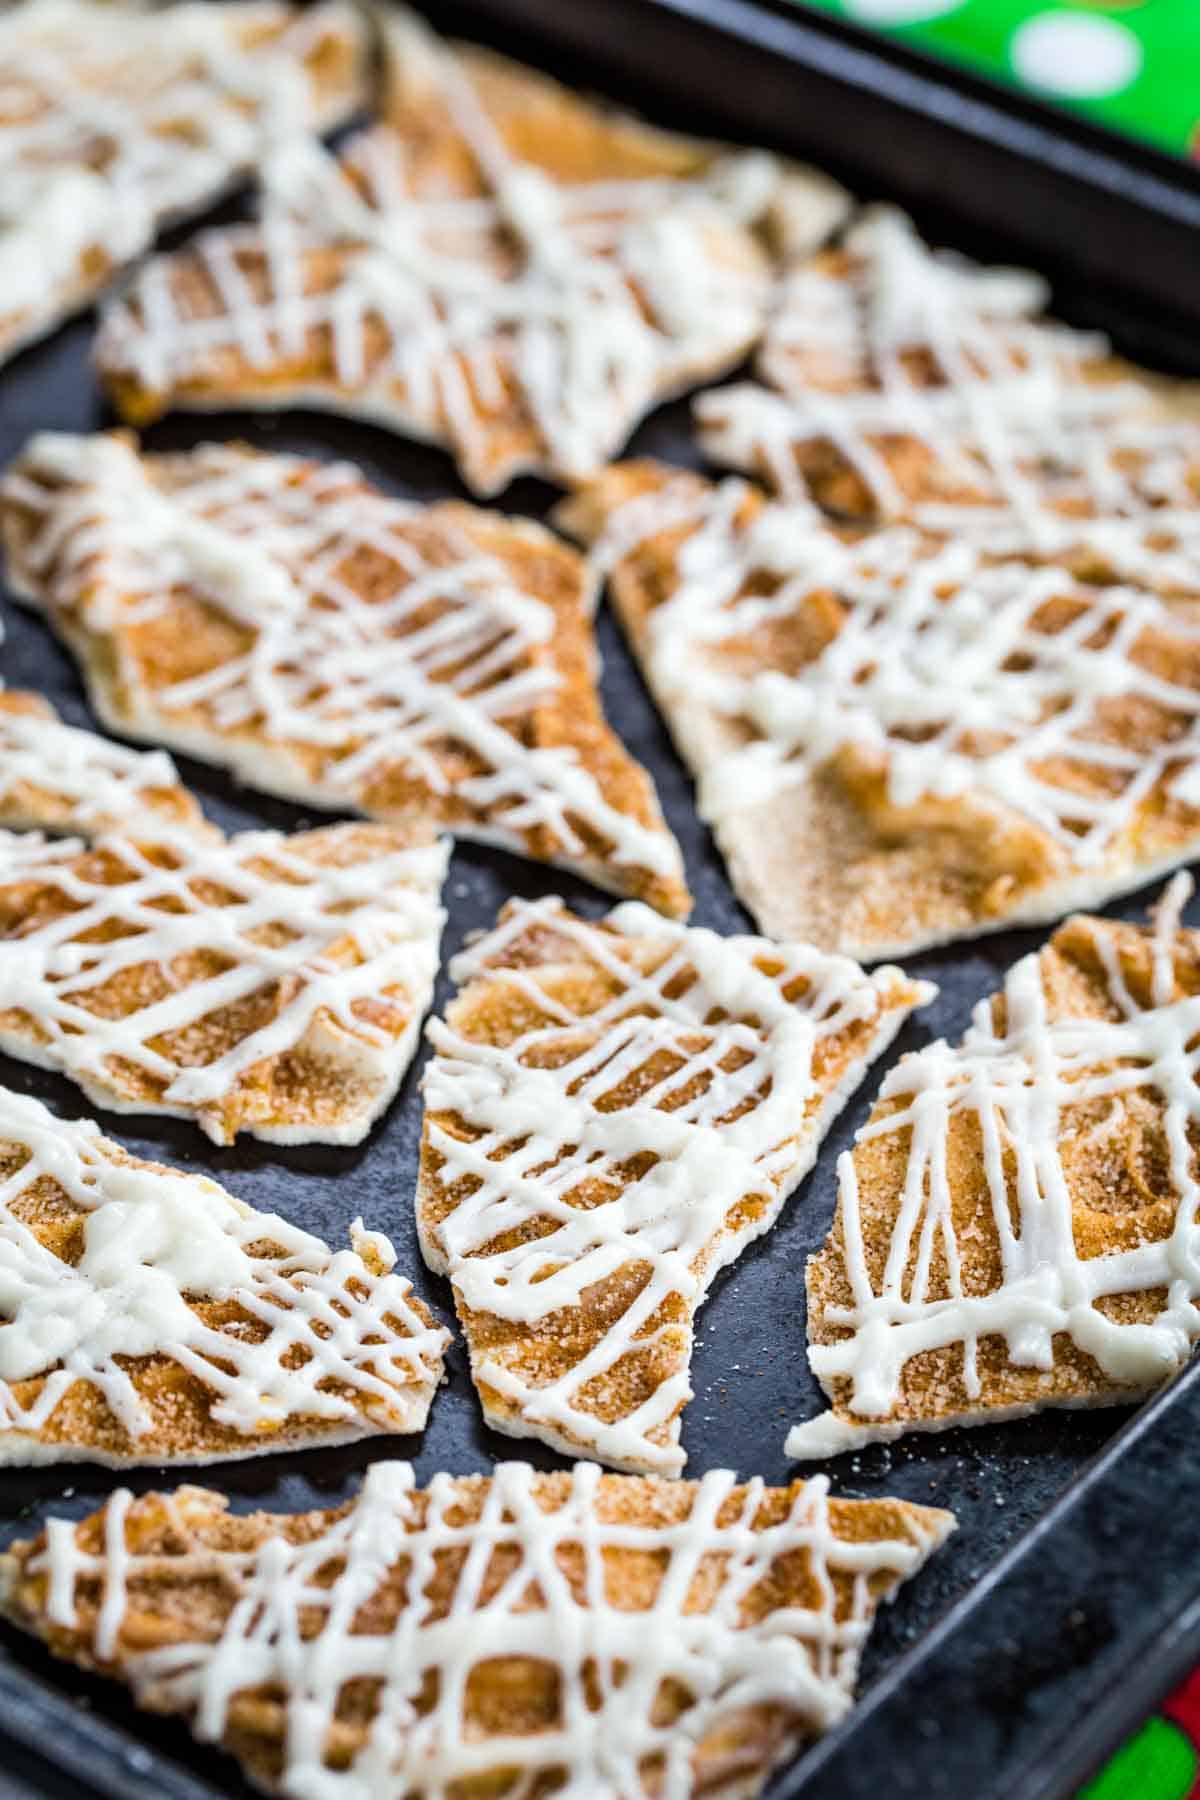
417,895,931,1473
1,434,689,918
0,1460,953,1795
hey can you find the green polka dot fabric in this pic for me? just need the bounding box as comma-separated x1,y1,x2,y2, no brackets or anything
1078,1666,1200,1799
795,1,1199,158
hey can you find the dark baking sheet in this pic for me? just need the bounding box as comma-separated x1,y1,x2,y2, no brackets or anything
1,12,1200,1795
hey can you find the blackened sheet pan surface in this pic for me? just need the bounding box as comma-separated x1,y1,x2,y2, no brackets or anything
0,17,1199,1796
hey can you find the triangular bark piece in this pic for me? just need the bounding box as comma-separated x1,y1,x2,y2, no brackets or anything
0,0,365,365
791,879,1200,1458
94,5,849,494
695,207,1200,597
417,896,932,1473
1,432,690,916
0,810,448,1146
0,1459,954,1793
0,1087,449,1465
0,688,447,1143
561,460,1200,959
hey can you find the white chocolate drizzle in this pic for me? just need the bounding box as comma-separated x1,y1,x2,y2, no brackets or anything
422,895,928,1473
95,11,779,491
0,698,200,838
0,815,449,1145
0,1089,449,1456
0,0,360,359
788,874,1200,1458
696,208,1200,593
593,472,1200,868
4,433,683,894
26,1459,953,1790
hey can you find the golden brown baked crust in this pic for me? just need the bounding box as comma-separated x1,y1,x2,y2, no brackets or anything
1,433,689,917
562,459,1200,959
93,7,849,493
417,894,932,1473
695,206,1200,598
0,0,365,366
0,1461,954,1795
0,815,448,1145
0,1090,449,1465
791,885,1200,1456
0,689,213,839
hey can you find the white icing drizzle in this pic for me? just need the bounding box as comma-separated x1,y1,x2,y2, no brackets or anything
593,472,1200,867
422,895,925,1473
28,1458,952,1791
4,433,682,890
95,14,777,490
0,699,198,837
0,1088,449,1453
0,0,359,356
787,874,1200,1458
695,207,1200,592
0,815,449,1145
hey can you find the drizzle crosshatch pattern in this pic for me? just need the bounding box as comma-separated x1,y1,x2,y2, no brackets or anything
0,433,690,916
0,1089,449,1466
418,896,931,1473
0,814,449,1146
0,689,213,840
563,460,1200,959
93,6,850,495
0,1,1197,1791
0,0,366,366
696,208,1200,597
791,878,1200,1458
0,1460,954,1796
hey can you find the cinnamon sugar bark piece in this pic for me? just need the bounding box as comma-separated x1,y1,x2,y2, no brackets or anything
418,895,931,1473
95,6,849,494
2,432,689,916
792,879,1200,1457
0,0,365,365
0,1087,449,1466
0,1459,953,1793
563,460,1200,958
